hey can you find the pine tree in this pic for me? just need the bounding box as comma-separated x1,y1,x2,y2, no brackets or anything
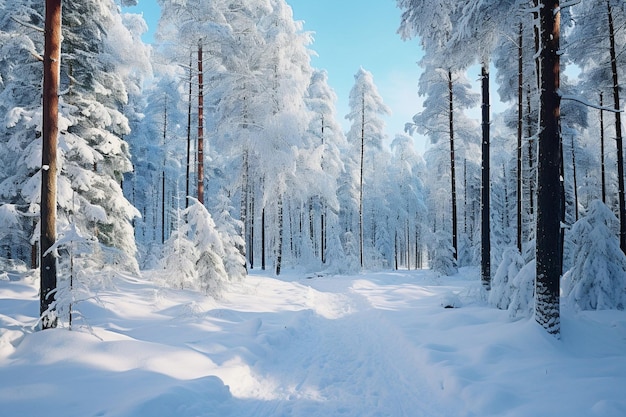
345,67,391,269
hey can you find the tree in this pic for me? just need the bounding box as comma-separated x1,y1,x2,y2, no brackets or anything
345,67,391,269
535,0,561,337
0,0,46,265
563,200,626,311
40,0,62,329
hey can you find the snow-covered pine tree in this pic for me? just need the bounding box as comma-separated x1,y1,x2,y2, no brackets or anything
56,0,151,271
562,200,626,311
0,0,45,264
345,67,391,269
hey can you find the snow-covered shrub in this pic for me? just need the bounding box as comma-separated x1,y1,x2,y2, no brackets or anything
489,247,525,310
508,259,535,319
162,199,245,296
429,230,457,277
562,200,626,311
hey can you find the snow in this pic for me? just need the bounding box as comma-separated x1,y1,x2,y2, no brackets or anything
1,268,625,417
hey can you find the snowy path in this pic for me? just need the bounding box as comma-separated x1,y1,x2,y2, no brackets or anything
232,275,452,417
1,268,626,417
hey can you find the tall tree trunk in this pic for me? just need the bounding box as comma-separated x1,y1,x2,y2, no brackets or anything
321,204,326,264
161,98,167,244
275,195,283,276
608,0,626,254
481,64,491,290
448,71,458,262
241,150,249,268
185,53,193,209
600,92,607,204
261,206,266,270
571,134,579,221
40,0,62,329
359,92,365,268
246,187,254,269
536,0,561,337
197,41,205,206
517,22,524,253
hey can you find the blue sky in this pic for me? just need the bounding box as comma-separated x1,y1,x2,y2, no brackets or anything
126,0,426,151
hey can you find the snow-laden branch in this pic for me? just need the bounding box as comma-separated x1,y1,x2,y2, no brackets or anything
559,91,623,113
10,17,43,33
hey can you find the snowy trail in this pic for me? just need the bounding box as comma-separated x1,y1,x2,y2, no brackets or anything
2,268,626,417
236,276,452,417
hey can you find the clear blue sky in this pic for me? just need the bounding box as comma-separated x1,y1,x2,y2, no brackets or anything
125,0,426,151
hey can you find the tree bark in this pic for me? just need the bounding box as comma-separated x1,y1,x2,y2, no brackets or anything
517,22,524,253
359,92,365,268
275,195,283,276
261,206,266,270
197,41,205,206
185,53,193,209
607,0,626,254
40,0,62,329
448,71,458,262
536,0,561,337
600,92,607,204
481,64,491,290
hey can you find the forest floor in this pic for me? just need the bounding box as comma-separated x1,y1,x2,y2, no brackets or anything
0,266,625,416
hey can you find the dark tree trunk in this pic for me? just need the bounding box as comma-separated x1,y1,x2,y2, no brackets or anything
161,98,167,244
185,53,193,209
536,0,561,337
40,0,62,329
197,41,205,206
608,1,626,254
571,134,579,222
481,64,491,290
241,151,249,268
261,207,266,270
448,71,458,262
517,22,524,253
246,187,255,269
321,205,326,264
359,92,365,268
600,92,607,204
275,195,283,276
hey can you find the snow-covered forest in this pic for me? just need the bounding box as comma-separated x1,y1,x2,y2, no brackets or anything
1,0,626,415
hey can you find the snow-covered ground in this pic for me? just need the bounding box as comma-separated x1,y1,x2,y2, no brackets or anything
1,267,625,417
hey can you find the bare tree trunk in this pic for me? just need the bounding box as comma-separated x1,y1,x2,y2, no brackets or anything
571,134,579,222
40,0,62,329
608,0,626,254
197,41,204,206
186,53,193,209
359,92,365,269
600,92,607,204
275,195,283,276
517,22,524,253
161,98,167,244
448,71,458,262
481,64,491,290
536,0,561,337
262,206,266,271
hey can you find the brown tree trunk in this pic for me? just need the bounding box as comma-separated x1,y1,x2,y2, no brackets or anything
40,0,62,329
536,0,561,337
